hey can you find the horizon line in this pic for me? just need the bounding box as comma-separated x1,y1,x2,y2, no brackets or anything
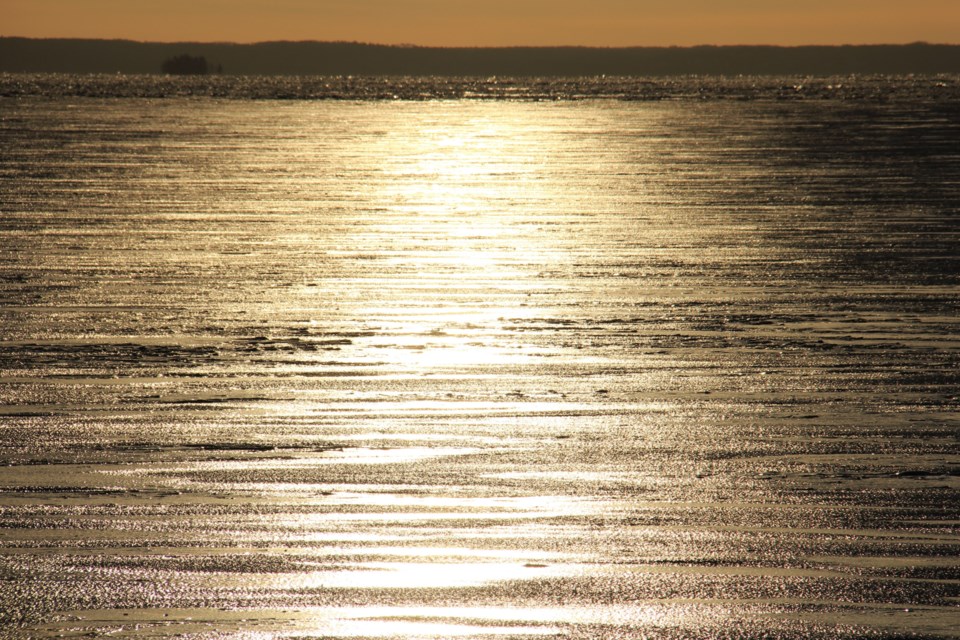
2,35,957,50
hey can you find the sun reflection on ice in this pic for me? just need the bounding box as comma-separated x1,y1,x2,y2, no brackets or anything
41,603,729,638
281,561,572,590
336,105,570,372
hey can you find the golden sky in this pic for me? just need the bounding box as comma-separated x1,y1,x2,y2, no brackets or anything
2,0,957,46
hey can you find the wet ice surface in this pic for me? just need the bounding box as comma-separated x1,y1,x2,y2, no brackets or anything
1,80,959,638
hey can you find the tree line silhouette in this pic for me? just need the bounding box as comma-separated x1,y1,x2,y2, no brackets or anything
2,38,958,76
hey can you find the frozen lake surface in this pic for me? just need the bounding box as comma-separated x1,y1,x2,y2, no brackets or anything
1,76,959,638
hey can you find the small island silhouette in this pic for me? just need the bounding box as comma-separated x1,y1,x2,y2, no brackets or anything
161,54,223,75
162,54,208,75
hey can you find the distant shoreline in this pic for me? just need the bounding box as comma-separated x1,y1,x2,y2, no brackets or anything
2,37,959,76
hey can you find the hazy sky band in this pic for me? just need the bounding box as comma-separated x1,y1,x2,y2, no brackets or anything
3,0,958,46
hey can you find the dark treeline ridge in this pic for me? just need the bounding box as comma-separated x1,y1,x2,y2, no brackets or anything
2,38,959,76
